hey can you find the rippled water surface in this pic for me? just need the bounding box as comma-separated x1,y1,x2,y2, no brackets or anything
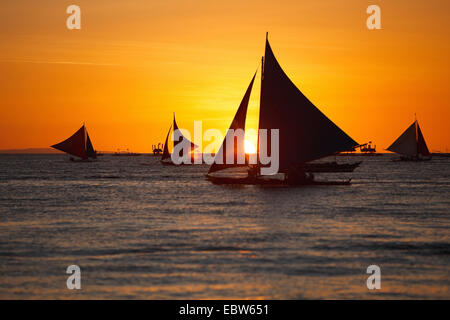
0,154,449,299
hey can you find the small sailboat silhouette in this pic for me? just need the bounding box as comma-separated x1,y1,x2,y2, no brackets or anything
387,117,431,161
206,34,358,185
51,124,97,161
160,113,198,165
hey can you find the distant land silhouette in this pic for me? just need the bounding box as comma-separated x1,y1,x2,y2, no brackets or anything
0,148,397,155
0,148,116,154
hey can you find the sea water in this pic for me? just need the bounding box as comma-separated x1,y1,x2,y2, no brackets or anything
0,154,448,299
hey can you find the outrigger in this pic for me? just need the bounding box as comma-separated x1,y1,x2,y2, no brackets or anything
206,171,352,186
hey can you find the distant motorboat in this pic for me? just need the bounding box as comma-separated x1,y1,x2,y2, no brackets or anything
152,143,163,155
359,141,377,153
51,124,97,161
336,141,382,156
207,174,351,186
386,117,431,161
113,149,142,156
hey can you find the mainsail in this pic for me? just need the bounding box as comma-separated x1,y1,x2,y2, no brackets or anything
161,124,172,160
86,132,97,159
173,113,198,158
387,122,417,156
258,37,358,173
51,124,96,159
387,120,430,157
416,122,430,157
209,73,256,173
161,114,198,162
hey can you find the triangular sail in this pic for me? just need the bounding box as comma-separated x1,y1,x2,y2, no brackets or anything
258,38,358,173
173,114,198,158
416,122,430,157
161,124,172,160
51,125,88,159
387,121,418,156
209,73,256,173
86,131,97,159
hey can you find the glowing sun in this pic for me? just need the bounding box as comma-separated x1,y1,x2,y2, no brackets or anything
244,140,256,154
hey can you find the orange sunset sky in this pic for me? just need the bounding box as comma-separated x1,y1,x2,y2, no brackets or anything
0,0,449,152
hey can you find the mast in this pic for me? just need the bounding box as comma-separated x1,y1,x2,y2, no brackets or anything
415,119,418,157
84,123,87,152
257,55,264,167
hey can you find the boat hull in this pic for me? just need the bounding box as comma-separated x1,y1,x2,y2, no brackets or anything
206,175,351,186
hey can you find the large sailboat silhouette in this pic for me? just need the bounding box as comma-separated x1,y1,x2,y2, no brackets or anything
207,34,358,185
